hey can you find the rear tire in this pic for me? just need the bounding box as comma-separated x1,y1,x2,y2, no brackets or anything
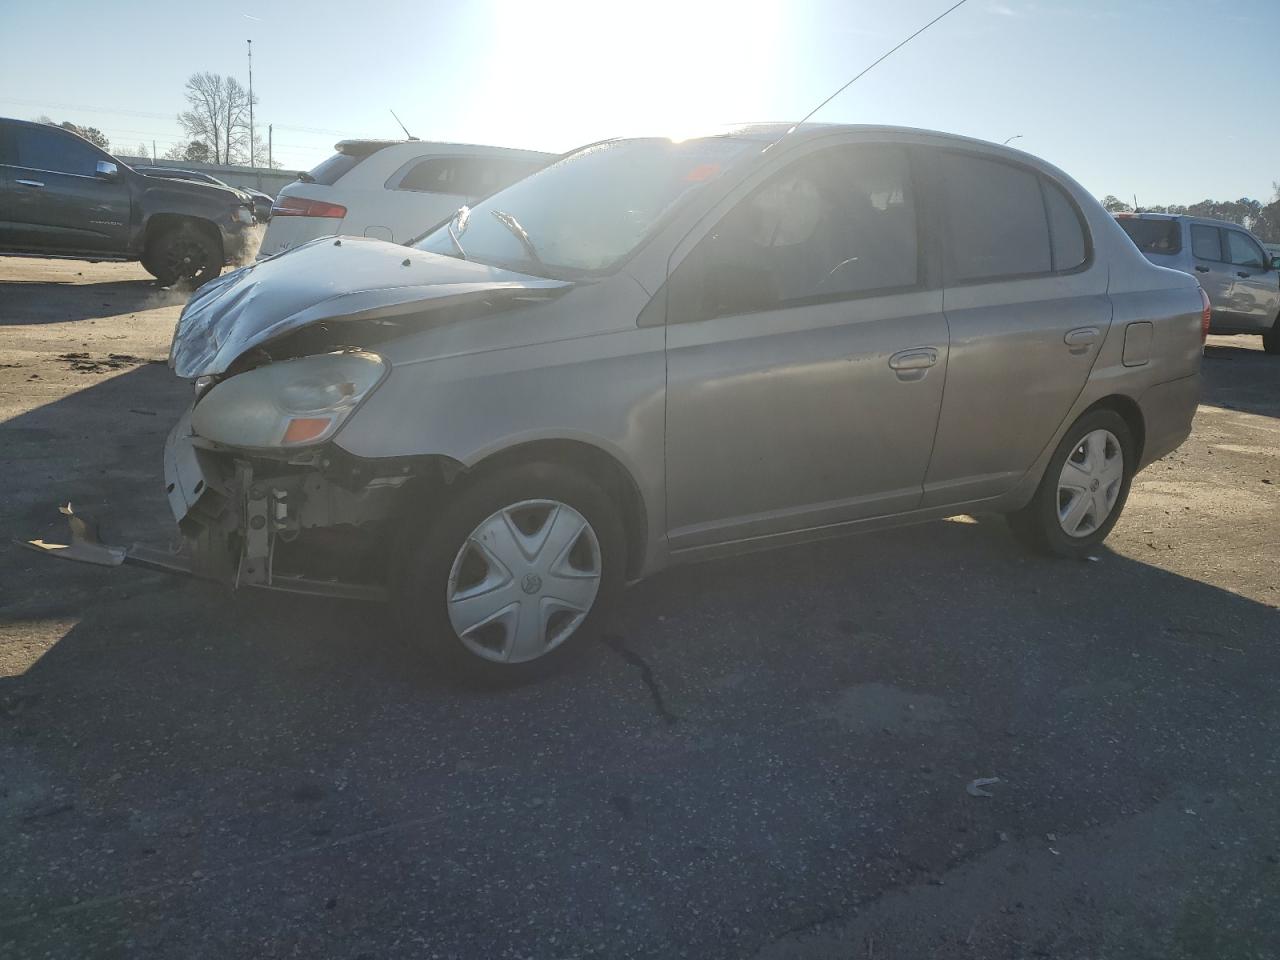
1263,314,1280,355
144,222,222,287
392,462,626,682
1008,409,1135,559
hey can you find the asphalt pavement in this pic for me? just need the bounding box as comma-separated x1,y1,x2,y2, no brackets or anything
2,259,1278,959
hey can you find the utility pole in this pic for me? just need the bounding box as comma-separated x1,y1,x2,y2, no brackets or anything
247,39,255,167
268,124,273,170
152,140,157,162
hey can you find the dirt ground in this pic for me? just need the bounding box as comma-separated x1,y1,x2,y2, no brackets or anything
1,257,1278,959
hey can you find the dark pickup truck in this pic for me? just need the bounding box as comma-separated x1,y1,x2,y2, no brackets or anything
0,117,255,286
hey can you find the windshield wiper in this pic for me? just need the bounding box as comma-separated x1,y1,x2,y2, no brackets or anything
490,209,544,267
446,205,469,260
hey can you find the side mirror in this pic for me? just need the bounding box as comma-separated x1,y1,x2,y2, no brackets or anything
95,160,119,182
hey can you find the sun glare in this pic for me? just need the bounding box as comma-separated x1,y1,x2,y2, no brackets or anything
469,0,790,151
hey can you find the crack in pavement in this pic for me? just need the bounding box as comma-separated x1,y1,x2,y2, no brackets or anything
601,634,680,725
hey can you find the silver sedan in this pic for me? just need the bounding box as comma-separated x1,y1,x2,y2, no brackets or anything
36,124,1205,678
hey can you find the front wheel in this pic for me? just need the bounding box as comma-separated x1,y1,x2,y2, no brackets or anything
392,462,626,680
1008,409,1135,559
143,222,222,287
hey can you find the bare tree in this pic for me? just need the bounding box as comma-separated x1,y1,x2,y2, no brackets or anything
178,72,256,165
179,73,226,163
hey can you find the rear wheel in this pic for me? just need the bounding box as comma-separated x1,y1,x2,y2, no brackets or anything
1008,409,1135,558
1263,314,1280,355
144,222,222,287
392,462,626,680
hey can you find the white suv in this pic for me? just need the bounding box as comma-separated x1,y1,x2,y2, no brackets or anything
260,140,552,257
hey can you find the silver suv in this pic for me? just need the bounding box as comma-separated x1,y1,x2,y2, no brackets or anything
34,125,1205,678
1115,213,1280,353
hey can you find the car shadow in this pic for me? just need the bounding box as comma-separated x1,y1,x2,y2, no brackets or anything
1202,342,1279,419
0,278,190,326
3,348,1279,958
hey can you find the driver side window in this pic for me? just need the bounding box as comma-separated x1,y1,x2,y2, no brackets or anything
667,144,918,324
1224,230,1265,269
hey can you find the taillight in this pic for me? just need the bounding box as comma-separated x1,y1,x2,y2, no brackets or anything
1199,287,1211,343
271,195,347,219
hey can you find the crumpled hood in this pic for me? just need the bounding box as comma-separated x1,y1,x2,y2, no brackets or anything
169,236,571,378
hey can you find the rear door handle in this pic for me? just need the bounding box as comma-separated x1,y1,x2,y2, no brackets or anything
1237,271,1251,278
1064,327,1100,354
1194,265,1210,273
888,347,938,381
15,179,44,188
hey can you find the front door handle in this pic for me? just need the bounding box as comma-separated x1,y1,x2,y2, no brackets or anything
15,179,44,188
1237,271,1252,278
1194,265,1210,273
1064,327,1099,354
888,347,938,381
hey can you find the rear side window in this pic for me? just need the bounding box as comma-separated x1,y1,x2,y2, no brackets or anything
1224,230,1265,268
1042,180,1087,271
13,124,101,176
941,153,1051,281
304,152,365,186
1190,225,1221,261
395,157,543,198
1118,218,1183,256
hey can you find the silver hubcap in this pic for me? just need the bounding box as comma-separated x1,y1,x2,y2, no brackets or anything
1057,429,1124,538
446,499,602,663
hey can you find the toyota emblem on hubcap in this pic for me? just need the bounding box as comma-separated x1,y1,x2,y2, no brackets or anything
521,573,543,595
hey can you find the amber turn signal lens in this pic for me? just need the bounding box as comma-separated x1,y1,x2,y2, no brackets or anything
282,417,333,445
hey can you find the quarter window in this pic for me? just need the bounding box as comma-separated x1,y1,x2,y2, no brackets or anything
397,157,542,199
667,144,918,323
1190,224,1221,261
1042,179,1087,271
14,125,101,176
1224,230,1265,269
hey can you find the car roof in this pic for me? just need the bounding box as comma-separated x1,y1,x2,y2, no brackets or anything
334,139,555,161
1118,212,1263,231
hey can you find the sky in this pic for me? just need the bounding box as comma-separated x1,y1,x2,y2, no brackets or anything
1,0,1275,206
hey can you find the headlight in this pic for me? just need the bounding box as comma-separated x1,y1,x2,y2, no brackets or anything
191,351,386,449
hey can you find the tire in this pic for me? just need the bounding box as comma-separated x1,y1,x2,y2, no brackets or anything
1007,409,1135,559
1263,315,1280,355
392,461,626,681
143,222,222,288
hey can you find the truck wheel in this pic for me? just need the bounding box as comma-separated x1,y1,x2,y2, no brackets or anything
1007,409,1135,559
144,223,222,287
1263,314,1280,355
392,461,626,681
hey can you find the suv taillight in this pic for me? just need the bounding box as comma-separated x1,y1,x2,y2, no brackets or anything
271,196,347,219
1199,287,1211,343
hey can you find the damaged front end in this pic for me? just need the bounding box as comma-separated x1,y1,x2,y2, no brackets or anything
161,406,452,601
25,237,570,600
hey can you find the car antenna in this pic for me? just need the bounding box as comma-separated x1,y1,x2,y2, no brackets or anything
390,108,419,141
764,0,972,152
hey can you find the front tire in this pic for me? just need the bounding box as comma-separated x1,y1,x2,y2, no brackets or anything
1263,314,1280,355
143,222,222,287
1008,409,1135,559
393,462,626,680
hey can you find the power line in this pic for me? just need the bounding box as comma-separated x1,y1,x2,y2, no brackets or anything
0,95,349,138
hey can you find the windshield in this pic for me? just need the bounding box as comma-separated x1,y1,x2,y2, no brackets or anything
1117,217,1182,255
415,137,757,275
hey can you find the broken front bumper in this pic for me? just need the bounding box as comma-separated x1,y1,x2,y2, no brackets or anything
23,409,390,602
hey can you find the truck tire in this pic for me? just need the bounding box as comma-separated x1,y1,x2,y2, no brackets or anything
144,222,222,287
1264,314,1280,355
